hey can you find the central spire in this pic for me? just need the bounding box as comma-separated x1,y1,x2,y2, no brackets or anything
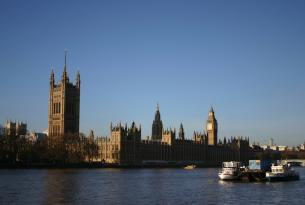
155,103,161,121
152,103,163,141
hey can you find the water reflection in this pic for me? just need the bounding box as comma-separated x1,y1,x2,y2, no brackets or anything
0,168,304,205
42,170,81,205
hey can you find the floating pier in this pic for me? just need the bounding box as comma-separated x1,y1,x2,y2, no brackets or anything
240,170,267,182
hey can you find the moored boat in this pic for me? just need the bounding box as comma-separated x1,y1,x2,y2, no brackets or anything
184,164,196,170
218,161,241,180
265,163,299,182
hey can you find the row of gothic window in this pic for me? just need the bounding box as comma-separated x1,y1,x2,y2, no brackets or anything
52,125,60,134
53,102,61,114
53,102,77,115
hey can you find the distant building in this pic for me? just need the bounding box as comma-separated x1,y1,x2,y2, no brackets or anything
98,122,141,164
16,122,27,136
0,124,4,136
278,146,287,151
269,138,274,147
97,107,250,165
3,121,27,136
25,132,47,142
300,143,305,151
48,52,80,136
5,121,16,136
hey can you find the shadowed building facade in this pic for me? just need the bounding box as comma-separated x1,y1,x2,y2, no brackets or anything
48,54,80,136
151,104,163,141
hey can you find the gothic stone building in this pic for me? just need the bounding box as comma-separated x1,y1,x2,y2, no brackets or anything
98,122,141,165
4,121,27,136
48,54,80,136
97,106,250,165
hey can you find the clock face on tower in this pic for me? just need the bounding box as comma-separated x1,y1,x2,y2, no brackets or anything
207,123,212,130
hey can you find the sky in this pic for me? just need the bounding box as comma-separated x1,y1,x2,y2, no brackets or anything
0,0,304,146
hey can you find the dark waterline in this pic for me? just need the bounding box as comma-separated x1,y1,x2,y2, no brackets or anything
0,168,304,205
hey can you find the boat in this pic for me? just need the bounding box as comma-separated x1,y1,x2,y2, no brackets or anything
266,163,299,182
184,165,196,170
218,161,241,180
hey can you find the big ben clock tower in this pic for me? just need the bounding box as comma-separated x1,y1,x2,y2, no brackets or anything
205,107,218,146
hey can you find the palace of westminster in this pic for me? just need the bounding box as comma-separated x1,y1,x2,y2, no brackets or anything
48,57,250,165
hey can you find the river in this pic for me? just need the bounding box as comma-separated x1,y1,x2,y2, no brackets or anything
0,167,304,204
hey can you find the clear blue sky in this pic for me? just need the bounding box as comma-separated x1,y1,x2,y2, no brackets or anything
0,0,304,146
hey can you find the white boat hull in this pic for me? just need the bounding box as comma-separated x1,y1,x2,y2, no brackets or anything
266,163,300,182
218,172,240,180
266,172,299,182
218,161,241,181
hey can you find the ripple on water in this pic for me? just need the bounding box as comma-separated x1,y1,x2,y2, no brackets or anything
0,167,305,205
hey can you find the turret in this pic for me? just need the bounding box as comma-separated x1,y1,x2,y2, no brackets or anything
178,123,185,140
155,103,161,121
162,128,176,145
76,70,80,88
88,129,94,141
50,69,55,87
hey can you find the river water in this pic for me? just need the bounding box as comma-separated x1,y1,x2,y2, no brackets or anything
0,167,304,205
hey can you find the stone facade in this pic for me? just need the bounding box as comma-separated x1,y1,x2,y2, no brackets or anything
4,121,27,136
206,107,218,146
48,54,80,136
96,107,250,165
98,122,141,165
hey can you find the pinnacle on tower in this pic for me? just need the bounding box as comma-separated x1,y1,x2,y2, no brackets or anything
76,70,80,88
210,106,214,113
154,103,161,121
62,50,69,82
64,49,67,71
180,123,183,129
179,123,185,140
50,69,55,86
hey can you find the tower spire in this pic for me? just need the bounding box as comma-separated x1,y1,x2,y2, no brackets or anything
62,50,69,83
50,68,55,86
152,103,163,141
210,105,214,113
76,70,80,88
179,123,184,140
64,49,67,71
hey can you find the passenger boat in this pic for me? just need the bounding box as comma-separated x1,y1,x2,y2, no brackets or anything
184,165,196,170
265,163,299,182
218,161,241,180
